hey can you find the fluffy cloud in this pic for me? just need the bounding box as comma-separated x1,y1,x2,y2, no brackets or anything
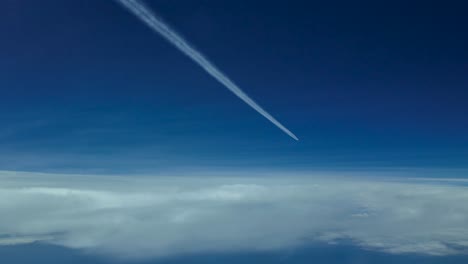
1,171,468,259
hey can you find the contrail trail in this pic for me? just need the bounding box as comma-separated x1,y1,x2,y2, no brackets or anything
115,0,299,140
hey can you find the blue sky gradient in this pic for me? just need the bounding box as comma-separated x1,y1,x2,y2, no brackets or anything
1,0,467,174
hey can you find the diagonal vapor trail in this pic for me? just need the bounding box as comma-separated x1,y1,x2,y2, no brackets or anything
115,0,298,140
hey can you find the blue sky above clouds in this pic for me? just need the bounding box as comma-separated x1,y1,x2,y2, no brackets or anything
1,0,468,263
1,0,467,174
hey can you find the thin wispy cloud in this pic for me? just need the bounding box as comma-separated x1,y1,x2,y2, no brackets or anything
115,0,298,140
1,171,468,260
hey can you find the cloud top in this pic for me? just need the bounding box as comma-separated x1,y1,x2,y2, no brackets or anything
1,171,468,259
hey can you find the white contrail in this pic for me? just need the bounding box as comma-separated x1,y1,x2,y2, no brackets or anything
115,0,299,141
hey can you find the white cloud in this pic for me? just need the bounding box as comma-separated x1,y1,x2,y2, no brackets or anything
1,171,468,259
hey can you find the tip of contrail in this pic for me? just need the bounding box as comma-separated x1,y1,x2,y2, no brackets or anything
286,130,300,141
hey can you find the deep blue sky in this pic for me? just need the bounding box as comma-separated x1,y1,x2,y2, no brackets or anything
1,0,467,173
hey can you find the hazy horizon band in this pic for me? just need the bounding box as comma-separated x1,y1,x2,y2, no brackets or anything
115,0,299,141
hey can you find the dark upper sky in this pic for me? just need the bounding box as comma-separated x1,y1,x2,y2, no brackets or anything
0,0,467,174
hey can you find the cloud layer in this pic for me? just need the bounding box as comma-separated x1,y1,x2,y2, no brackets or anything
1,171,468,259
